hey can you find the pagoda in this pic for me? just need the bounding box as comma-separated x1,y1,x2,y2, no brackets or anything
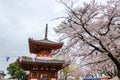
18,24,65,80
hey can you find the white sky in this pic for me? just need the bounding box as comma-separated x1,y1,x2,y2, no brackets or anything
0,0,106,78
0,0,66,78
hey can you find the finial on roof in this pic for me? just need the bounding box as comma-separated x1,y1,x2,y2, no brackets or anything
45,24,48,40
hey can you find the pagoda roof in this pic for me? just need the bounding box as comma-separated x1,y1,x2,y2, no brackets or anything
37,39,62,44
29,38,63,53
29,38,63,46
18,57,65,70
29,24,63,53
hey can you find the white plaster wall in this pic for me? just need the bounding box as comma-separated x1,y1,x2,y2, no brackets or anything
51,78,56,80
30,78,37,80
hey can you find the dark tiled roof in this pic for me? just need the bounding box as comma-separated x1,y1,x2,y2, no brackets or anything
29,38,63,45
29,38,63,53
37,39,62,44
18,57,65,70
19,57,65,64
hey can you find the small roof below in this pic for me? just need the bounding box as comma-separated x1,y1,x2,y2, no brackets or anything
17,57,65,70
18,57,65,64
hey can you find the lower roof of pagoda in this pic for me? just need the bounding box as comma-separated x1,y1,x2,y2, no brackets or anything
29,38,63,53
17,57,65,71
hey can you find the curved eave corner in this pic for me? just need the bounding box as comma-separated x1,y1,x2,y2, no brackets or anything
28,38,34,53
28,38,63,53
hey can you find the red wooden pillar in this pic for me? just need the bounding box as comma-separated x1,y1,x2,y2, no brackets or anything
48,72,51,80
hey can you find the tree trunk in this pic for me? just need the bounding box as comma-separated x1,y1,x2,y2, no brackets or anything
117,70,120,78
65,73,67,80
107,52,120,78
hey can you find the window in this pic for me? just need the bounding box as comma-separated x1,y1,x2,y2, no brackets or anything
32,72,37,77
51,72,56,77
40,74,48,80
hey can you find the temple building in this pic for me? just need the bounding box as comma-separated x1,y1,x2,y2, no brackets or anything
0,70,6,80
18,24,65,80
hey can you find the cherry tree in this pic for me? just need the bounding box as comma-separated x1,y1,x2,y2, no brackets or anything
79,53,118,78
55,0,120,78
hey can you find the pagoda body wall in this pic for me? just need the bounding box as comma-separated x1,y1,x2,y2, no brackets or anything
28,70,58,80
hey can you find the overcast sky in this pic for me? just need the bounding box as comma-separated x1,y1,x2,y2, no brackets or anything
0,0,66,78
0,0,105,78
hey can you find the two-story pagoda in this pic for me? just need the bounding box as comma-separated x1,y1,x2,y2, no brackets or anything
18,24,65,80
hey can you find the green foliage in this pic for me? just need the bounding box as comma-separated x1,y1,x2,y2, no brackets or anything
61,66,70,80
62,66,70,74
7,61,27,80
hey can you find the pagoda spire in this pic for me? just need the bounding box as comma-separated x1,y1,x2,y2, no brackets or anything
45,24,48,40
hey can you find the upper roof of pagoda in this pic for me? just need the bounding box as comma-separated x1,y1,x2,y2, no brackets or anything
28,24,63,53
